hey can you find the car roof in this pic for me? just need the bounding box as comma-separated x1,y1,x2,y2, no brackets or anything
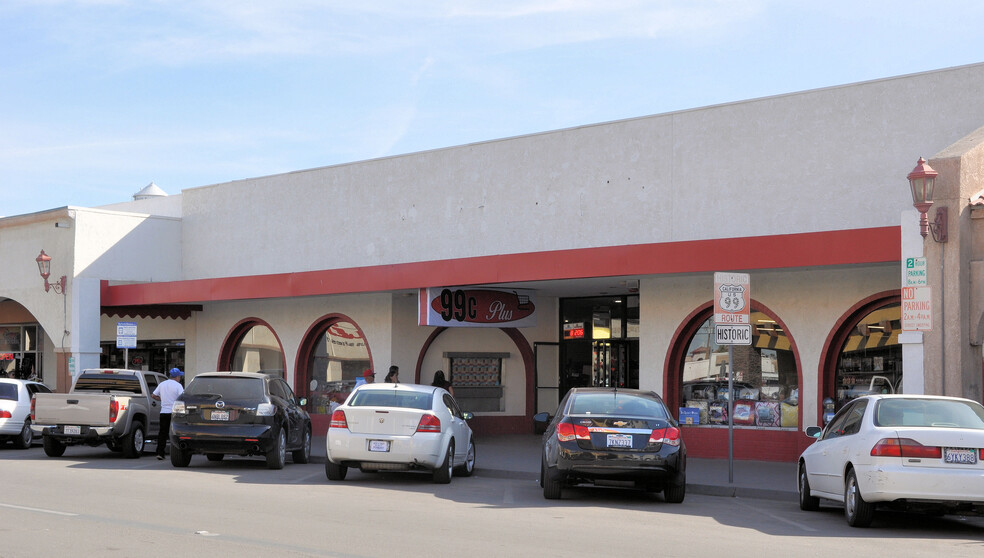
0,378,45,385
353,383,441,395
192,371,279,380
860,394,982,404
568,387,660,397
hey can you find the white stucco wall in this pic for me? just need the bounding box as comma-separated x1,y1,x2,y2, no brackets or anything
176,63,984,281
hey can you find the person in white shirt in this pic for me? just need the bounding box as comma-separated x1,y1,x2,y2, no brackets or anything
152,368,185,460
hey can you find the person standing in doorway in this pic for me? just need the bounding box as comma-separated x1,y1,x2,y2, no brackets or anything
152,368,185,460
384,365,399,383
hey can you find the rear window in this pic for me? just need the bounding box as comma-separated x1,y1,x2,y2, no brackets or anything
74,373,143,394
349,390,432,410
185,376,266,400
875,398,984,429
569,392,668,418
0,383,16,400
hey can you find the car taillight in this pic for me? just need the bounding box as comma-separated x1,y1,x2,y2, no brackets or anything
329,410,348,429
870,437,942,459
416,414,442,433
30,397,36,421
109,399,119,423
0,410,11,418
649,426,682,447
556,421,590,442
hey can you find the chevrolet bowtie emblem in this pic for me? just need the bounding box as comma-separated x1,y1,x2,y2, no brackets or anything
614,421,628,427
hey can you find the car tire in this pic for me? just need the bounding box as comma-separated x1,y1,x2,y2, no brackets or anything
171,445,192,467
122,424,145,459
454,437,476,477
541,457,562,500
266,427,287,470
13,419,33,449
292,427,311,464
433,441,453,484
799,463,820,511
663,471,686,504
845,468,875,527
205,453,224,462
325,460,347,481
43,435,66,457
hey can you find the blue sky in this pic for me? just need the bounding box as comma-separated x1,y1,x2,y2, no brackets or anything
3,1,984,217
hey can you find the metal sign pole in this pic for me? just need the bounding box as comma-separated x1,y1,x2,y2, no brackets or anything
728,344,734,483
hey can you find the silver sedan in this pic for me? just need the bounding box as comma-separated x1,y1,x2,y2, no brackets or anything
325,383,476,484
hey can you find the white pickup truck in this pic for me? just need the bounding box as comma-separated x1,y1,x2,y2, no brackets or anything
31,369,167,458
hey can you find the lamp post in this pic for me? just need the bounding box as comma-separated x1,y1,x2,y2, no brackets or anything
908,157,947,242
907,157,947,395
35,250,67,294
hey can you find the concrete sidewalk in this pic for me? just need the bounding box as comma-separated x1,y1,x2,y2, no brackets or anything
312,433,799,501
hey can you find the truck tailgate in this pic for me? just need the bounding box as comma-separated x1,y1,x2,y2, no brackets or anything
34,393,112,426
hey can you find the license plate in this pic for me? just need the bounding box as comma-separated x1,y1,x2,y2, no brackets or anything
944,447,978,464
368,440,390,452
210,410,230,421
64,425,81,435
607,434,633,449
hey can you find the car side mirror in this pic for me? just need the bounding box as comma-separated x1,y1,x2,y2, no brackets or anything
533,412,550,423
805,426,822,438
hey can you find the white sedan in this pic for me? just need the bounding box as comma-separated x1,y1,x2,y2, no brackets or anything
797,394,984,526
1,378,52,448
325,383,476,484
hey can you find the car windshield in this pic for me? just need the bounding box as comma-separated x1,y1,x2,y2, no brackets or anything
348,390,432,410
73,373,142,393
0,383,16,400
569,392,668,418
185,377,265,400
875,398,984,429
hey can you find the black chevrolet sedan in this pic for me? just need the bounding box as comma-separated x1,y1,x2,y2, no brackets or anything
535,388,686,502
169,372,312,469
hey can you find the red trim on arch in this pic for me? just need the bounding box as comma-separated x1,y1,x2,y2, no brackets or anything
818,291,901,422
101,227,900,306
216,318,286,373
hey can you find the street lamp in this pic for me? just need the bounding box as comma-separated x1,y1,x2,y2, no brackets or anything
907,157,947,242
35,250,66,294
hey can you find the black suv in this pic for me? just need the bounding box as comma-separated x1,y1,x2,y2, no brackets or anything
169,372,312,469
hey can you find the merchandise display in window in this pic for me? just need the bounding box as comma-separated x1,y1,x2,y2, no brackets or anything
833,303,902,413
679,311,799,428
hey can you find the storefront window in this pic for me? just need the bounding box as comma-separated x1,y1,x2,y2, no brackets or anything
833,302,901,413
0,324,42,381
306,320,370,414
230,323,284,375
679,310,799,428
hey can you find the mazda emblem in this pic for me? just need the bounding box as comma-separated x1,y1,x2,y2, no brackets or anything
216,401,225,409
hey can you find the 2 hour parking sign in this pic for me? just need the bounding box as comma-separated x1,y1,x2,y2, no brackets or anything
714,272,751,345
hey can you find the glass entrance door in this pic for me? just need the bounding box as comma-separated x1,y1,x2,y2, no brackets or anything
592,340,629,388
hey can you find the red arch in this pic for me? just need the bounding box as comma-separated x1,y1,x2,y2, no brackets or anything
217,317,286,374
663,299,803,426
415,326,535,435
294,313,373,398
818,290,901,421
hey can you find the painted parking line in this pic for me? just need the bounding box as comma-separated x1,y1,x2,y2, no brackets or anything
735,499,819,532
0,502,78,516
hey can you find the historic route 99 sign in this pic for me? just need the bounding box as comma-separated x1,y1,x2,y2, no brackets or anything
713,272,751,345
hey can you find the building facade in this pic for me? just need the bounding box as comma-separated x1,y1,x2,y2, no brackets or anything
4,63,984,461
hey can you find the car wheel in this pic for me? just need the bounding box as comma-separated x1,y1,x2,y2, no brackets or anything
170,445,192,467
433,441,453,484
43,435,66,457
266,428,287,470
541,457,562,500
205,453,224,462
845,468,875,527
325,460,348,481
663,471,686,504
292,427,311,464
454,438,476,477
799,463,820,511
122,424,145,458
13,419,33,449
